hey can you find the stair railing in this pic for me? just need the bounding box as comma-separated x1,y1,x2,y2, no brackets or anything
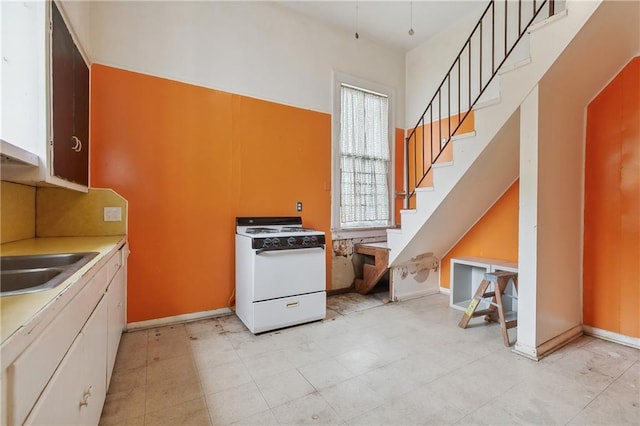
404,0,556,208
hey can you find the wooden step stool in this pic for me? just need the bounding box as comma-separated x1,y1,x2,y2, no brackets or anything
458,271,519,347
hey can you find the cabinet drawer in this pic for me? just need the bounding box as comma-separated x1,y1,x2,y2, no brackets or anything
107,248,123,284
7,265,108,425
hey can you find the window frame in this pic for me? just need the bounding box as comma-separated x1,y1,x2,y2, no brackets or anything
331,71,396,239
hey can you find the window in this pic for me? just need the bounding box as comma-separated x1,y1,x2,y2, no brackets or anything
332,74,394,234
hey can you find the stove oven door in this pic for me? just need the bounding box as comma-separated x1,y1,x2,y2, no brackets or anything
253,246,326,301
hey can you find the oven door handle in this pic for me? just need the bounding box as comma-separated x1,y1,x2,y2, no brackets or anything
255,245,325,255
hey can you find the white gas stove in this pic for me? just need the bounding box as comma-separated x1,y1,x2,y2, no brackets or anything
235,217,326,333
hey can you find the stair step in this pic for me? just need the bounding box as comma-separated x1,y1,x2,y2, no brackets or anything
499,57,532,75
528,8,568,34
415,186,434,193
452,131,476,141
432,160,454,169
473,96,502,110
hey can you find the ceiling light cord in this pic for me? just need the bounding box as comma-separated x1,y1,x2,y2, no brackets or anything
408,0,415,36
355,0,359,39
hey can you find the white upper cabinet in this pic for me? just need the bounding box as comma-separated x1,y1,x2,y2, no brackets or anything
0,0,90,192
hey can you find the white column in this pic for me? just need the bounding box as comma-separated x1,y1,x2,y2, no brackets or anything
514,85,540,359
515,81,585,360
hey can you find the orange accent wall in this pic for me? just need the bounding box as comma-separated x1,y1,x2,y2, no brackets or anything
91,64,405,322
584,57,640,338
440,180,519,289
406,112,475,208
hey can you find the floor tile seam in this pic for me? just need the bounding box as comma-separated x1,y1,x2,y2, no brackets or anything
143,381,205,414
581,345,640,364
190,339,254,398
200,376,255,399
292,365,323,394
330,395,388,425
250,370,291,414
145,365,201,387
455,380,521,421
196,358,247,375
313,373,389,421
143,395,206,420
185,332,215,425
146,346,197,361
543,357,625,387
369,374,423,404
302,367,359,393
572,359,639,414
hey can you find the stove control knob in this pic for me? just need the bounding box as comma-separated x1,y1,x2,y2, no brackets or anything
310,236,318,244
287,237,296,246
272,237,280,247
263,238,271,248
302,236,310,246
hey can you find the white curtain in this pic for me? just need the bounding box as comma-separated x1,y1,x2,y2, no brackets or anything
340,85,390,227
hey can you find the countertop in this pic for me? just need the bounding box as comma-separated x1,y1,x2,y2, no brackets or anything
0,236,126,346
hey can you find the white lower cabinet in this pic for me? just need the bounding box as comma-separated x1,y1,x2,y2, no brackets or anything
3,243,128,425
25,300,108,425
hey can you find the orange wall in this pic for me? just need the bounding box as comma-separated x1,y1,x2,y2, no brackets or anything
440,180,519,289
91,64,404,322
583,57,640,338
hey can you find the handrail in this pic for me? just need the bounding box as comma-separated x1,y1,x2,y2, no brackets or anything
404,0,556,208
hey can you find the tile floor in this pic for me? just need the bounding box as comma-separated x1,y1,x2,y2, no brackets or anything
99,293,639,425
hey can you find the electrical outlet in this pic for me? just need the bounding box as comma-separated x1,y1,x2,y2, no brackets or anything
104,207,122,222
296,201,303,212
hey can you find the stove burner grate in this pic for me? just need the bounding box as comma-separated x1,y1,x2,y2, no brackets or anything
245,227,279,234
280,227,315,233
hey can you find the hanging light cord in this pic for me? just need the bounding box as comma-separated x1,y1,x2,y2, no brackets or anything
355,0,360,39
409,0,415,36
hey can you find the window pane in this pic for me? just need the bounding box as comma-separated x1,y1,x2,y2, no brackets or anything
339,84,390,227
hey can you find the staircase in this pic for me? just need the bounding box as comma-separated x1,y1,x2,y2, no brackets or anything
386,0,604,275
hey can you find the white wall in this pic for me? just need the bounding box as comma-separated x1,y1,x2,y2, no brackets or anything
57,0,92,62
405,11,479,129
404,1,561,131
536,78,584,344
89,1,405,126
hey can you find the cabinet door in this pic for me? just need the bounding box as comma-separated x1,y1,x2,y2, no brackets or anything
106,266,126,384
51,1,88,186
25,299,107,425
71,43,89,185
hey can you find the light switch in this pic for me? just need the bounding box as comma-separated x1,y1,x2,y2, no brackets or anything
104,207,122,222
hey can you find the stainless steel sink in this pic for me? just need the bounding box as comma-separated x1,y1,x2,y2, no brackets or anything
1,252,96,271
1,252,99,296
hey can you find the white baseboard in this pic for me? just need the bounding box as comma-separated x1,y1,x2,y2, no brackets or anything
513,324,583,361
583,326,640,349
126,307,233,331
439,287,451,295
395,288,439,302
